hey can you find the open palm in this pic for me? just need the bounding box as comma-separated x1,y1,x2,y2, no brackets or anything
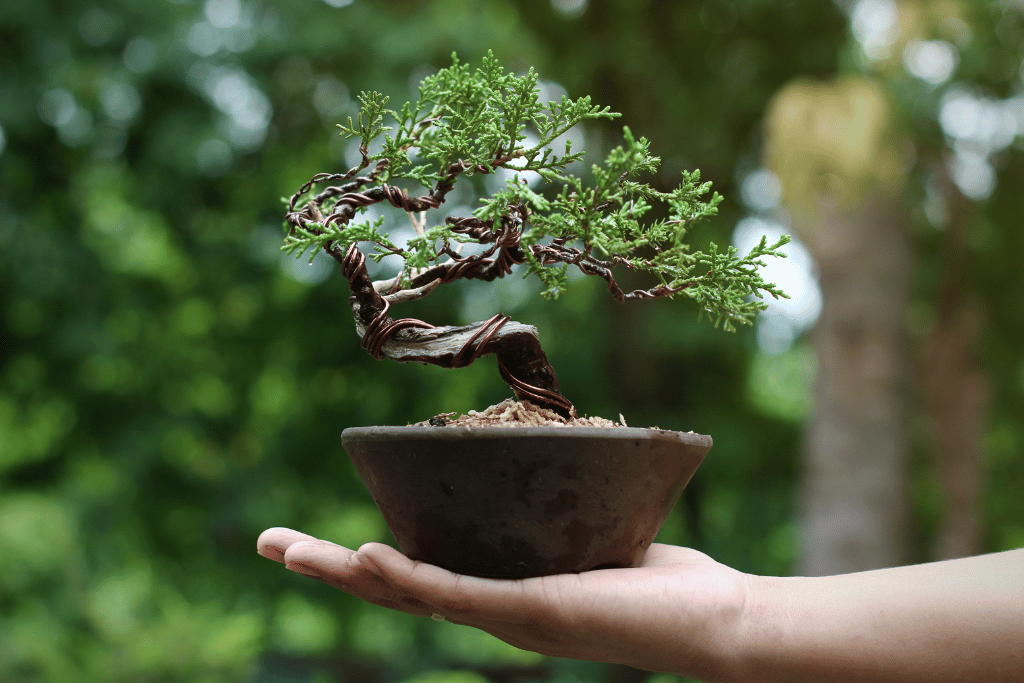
257,527,751,676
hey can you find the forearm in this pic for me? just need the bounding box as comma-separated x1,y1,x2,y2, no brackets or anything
737,549,1024,682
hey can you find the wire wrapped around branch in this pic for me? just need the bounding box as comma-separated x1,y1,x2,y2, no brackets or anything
498,357,574,416
531,247,692,303
339,244,436,359
451,314,510,368
289,154,502,234
324,184,443,226
401,208,527,289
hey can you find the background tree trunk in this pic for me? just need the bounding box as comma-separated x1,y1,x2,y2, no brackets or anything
924,297,988,560
796,195,915,574
922,171,989,560
765,76,918,575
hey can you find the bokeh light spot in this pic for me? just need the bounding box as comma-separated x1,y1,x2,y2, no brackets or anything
903,40,958,85
551,0,587,19
123,36,158,73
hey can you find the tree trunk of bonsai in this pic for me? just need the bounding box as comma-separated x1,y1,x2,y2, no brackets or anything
329,242,575,418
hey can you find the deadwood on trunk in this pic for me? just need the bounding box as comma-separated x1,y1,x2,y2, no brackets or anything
329,242,574,418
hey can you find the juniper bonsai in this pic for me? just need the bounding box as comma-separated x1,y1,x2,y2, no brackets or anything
283,52,788,418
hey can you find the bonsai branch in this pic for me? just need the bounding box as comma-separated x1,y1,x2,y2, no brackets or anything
367,209,528,294
287,151,518,236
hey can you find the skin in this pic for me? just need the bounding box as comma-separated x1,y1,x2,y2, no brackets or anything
257,528,1024,683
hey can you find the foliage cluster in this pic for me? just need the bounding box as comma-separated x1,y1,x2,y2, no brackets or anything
284,52,789,330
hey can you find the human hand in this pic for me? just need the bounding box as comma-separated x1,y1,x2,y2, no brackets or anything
257,527,756,679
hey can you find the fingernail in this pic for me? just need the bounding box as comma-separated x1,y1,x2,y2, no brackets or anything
353,552,382,575
259,545,286,561
286,562,321,579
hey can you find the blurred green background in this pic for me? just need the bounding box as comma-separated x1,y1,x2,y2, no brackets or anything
2,0,1022,681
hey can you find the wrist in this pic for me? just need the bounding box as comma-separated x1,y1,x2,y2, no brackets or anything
715,573,789,683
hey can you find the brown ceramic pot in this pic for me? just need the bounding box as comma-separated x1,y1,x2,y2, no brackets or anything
341,425,712,579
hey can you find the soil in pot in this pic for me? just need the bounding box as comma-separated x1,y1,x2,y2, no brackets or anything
342,400,712,579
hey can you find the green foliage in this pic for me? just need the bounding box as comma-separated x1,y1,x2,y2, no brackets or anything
287,52,789,330
282,214,396,263
346,51,615,185
337,91,395,153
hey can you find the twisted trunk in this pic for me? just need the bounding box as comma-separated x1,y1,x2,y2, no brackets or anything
332,243,574,418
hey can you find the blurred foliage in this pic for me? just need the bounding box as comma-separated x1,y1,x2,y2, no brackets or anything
0,1,1021,683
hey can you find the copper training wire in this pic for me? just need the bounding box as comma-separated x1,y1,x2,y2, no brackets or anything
497,357,575,416
454,314,573,416
432,211,526,286
325,183,442,225
340,243,435,360
450,314,510,368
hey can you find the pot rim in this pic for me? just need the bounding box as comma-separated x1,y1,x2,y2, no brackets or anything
342,425,712,447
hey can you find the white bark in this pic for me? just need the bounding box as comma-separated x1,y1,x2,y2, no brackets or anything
353,318,541,365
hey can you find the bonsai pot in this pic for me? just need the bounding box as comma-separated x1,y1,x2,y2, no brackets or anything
342,425,712,579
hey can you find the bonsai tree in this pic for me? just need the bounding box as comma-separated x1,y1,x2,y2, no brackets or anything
283,52,788,419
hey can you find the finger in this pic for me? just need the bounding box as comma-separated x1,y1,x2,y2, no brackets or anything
283,539,358,576
355,542,545,624
257,527,318,562
350,548,584,655
283,540,436,617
